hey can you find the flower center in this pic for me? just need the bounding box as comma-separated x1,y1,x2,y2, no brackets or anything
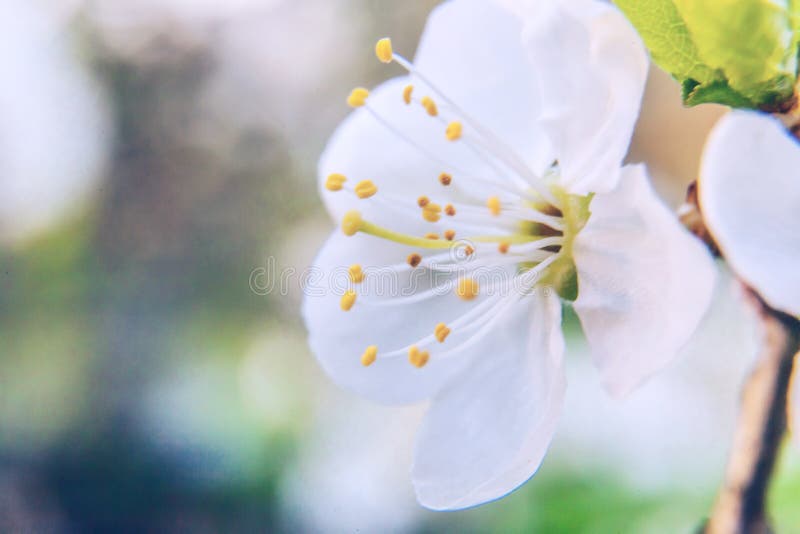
326,38,593,370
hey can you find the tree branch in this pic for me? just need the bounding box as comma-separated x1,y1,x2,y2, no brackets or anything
705,294,800,534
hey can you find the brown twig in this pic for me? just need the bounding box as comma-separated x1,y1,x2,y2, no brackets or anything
705,294,800,534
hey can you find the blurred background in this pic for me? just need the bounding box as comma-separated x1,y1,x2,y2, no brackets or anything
1,0,798,532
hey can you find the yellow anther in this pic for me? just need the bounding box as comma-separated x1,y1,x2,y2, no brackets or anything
375,38,393,63
444,204,456,216
417,196,430,208
439,172,452,186
444,229,456,241
355,180,378,199
325,173,347,191
407,253,423,268
487,196,501,216
403,84,414,105
498,242,510,254
445,121,463,141
422,203,442,223
464,245,475,256
421,96,438,117
456,277,479,301
434,323,451,343
340,289,357,311
425,233,440,240
408,346,430,368
341,210,363,236
349,264,365,284
347,87,370,108
361,345,378,367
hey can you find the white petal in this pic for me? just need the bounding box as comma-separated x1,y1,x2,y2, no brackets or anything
302,231,490,405
700,111,800,316
519,0,648,194
412,291,565,510
573,164,716,397
412,0,553,176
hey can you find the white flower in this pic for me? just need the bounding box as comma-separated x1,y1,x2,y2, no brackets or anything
699,111,800,317
303,0,715,510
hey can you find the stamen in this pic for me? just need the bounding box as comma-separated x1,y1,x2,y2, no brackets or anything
444,229,456,241
445,121,463,141
340,290,357,311
422,203,442,222
421,96,438,117
463,245,474,256
361,345,378,366
444,204,456,216
434,323,451,343
375,38,393,63
347,87,369,108
349,264,365,284
417,196,430,207
456,277,479,300
425,233,439,240
487,196,501,216
349,215,544,249
408,346,430,368
325,173,347,191
498,242,510,254
439,172,452,186
341,210,363,236
403,84,414,105
407,253,422,268
354,180,378,199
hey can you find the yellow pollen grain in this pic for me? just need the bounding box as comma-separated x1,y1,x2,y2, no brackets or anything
487,196,501,216
444,229,456,241
403,84,414,105
456,277,479,301
347,87,370,108
354,180,378,199
422,203,442,223
361,345,378,367
408,346,430,368
498,242,510,254
444,204,456,216
439,172,452,186
417,196,430,208
341,210,363,236
434,323,451,343
425,233,439,240
325,173,346,191
421,96,438,117
349,264,365,284
375,38,393,63
340,290,357,311
407,253,423,268
464,245,474,256
445,121,462,141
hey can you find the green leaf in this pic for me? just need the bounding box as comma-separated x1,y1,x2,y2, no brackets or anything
614,0,717,85
615,0,799,109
